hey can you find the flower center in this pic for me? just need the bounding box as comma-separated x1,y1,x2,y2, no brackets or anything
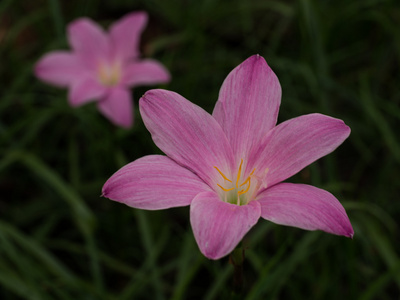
97,62,121,86
214,159,256,206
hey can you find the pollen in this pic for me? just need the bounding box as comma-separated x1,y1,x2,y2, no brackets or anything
216,184,234,192
214,166,232,182
214,159,256,204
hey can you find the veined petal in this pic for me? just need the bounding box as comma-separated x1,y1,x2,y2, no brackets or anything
121,59,170,87
257,183,353,237
190,191,261,260
67,18,110,68
139,89,235,188
109,11,148,60
97,88,133,128
212,55,281,161
68,77,107,107
34,51,85,87
249,113,350,187
102,155,210,209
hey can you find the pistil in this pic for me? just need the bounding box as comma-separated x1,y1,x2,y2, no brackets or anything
214,159,256,205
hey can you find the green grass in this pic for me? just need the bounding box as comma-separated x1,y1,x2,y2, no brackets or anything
1,0,400,299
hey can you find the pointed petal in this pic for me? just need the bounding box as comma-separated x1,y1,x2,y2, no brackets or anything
257,183,353,237
109,11,147,60
121,59,170,86
102,155,210,209
68,77,107,107
139,89,235,188
97,88,133,128
67,18,109,68
250,113,350,187
212,55,281,161
34,51,85,87
190,192,261,260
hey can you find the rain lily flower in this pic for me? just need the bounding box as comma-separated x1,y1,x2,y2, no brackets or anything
102,55,353,260
34,11,170,128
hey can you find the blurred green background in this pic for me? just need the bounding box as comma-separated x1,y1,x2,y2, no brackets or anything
1,0,399,299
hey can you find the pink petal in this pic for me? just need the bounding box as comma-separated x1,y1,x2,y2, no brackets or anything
109,11,148,60
212,55,281,161
67,18,110,68
249,113,350,187
257,183,353,237
34,51,85,87
121,59,170,87
190,191,261,260
97,88,133,128
139,89,235,188
102,155,210,209
68,77,107,107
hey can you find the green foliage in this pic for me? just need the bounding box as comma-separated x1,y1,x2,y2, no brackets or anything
1,0,399,299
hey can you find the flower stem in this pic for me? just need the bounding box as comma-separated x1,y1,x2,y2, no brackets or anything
229,244,245,296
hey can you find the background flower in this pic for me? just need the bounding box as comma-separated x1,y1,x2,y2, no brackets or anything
34,11,170,128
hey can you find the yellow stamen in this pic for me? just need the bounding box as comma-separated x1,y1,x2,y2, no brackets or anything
239,168,255,186
238,180,251,195
214,160,257,203
236,159,243,188
217,184,234,192
239,177,250,187
214,166,232,182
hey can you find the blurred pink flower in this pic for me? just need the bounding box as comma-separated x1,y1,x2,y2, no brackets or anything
102,55,353,259
34,11,170,128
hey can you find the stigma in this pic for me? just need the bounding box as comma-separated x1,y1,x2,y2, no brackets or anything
214,159,256,205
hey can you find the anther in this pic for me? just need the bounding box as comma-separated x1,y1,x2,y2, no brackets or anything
236,159,243,188
214,160,256,198
217,184,234,192
238,180,251,195
214,166,232,182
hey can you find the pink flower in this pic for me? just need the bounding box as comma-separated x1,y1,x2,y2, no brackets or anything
34,12,170,128
102,55,353,259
